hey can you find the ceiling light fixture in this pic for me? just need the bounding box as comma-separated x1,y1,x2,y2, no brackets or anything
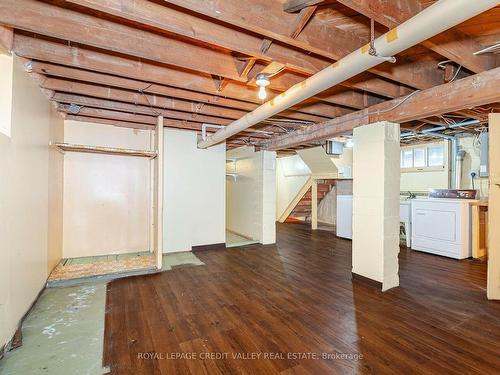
256,73,270,100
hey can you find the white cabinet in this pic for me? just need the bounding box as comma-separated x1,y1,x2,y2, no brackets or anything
411,199,474,259
336,195,352,239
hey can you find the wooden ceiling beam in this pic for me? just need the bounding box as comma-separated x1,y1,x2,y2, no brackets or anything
58,0,426,95
48,83,246,120
337,0,497,73
162,0,444,90
265,67,500,150
0,0,246,81
289,6,318,39
13,36,331,122
57,98,233,126
283,0,328,13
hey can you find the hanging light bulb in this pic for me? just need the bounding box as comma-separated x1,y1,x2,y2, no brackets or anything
258,85,267,100
255,73,270,100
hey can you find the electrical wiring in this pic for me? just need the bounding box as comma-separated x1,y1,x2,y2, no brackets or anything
263,89,423,145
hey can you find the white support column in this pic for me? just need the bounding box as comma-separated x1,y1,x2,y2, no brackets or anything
352,121,400,291
260,150,277,244
311,178,318,230
153,115,164,269
488,113,500,300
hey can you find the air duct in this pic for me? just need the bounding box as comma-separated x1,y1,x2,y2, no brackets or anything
197,0,497,149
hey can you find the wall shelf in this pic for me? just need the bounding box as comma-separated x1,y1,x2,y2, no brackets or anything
51,142,157,158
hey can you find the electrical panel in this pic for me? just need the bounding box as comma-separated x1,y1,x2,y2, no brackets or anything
479,131,489,177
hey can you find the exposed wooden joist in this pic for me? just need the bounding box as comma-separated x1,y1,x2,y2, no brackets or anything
289,6,318,39
50,85,246,120
0,25,13,54
58,0,425,95
162,0,444,91
265,67,500,150
283,0,327,13
336,0,497,73
0,0,246,82
57,98,233,126
57,0,420,99
13,36,330,121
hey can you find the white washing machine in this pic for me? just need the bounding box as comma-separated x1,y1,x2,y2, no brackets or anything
411,190,477,259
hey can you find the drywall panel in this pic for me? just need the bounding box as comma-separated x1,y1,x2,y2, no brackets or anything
163,129,225,252
227,146,276,244
63,120,151,258
0,56,61,348
276,155,310,219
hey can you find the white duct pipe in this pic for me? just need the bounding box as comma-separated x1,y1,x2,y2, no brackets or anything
198,0,498,149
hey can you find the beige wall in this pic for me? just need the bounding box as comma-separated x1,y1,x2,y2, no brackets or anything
227,146,276,244
163,129,226,252
0,55,63,348
62,120,152,258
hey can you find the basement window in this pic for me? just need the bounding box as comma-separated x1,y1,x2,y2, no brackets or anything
401,144,445,172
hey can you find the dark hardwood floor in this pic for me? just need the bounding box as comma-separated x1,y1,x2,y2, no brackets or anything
103,223,500,375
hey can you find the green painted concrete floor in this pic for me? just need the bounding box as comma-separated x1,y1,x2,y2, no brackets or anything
0,252,205,375
0,284,108,375
226,230,259,248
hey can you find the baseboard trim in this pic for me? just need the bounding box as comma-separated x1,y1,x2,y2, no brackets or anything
192,242,226,251
2,284,46,357
226,229,255,241
351,272,382,289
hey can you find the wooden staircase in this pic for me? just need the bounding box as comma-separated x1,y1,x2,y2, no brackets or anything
287,179,335,222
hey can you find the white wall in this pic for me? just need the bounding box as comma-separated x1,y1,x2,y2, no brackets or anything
227,146,276,244
163,129,225,252
63,121,151,258
0,55,64,348
276,155,310,219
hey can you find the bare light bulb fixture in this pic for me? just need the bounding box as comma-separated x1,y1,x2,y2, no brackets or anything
256,73,270,100
258,86,267,100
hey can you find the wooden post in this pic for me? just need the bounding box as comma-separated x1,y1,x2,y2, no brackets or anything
154,115,164,269
487,113,500,299
311,178,318,230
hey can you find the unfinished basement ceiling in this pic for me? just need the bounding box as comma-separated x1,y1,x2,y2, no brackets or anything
0,0,498,153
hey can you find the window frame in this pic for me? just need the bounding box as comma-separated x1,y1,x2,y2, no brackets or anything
400,143,446,173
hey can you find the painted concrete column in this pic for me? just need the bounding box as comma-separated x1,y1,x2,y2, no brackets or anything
352,121,400,291
488,113,500,300
259,150,277,244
